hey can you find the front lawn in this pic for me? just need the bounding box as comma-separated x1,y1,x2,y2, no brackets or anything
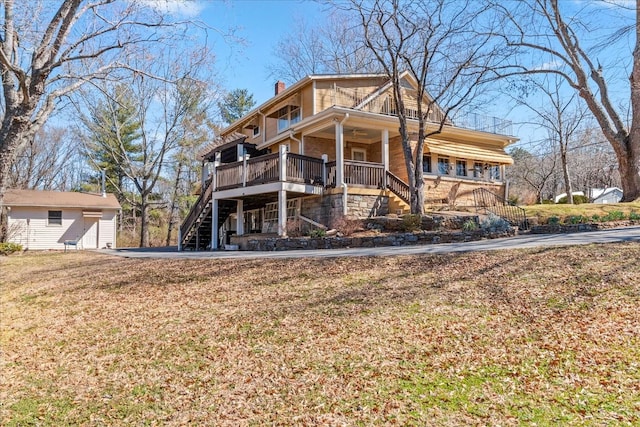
1,246,639,425
523,201,640,224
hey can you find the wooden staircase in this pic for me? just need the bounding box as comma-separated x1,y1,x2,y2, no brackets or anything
386,171,411,215
180,179,235,250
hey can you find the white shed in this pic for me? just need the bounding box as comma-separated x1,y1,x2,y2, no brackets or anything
4,189,121,250
590,187,623,204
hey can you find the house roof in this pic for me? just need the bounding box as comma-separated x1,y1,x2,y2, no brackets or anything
220,73,390,134
4,189,121,210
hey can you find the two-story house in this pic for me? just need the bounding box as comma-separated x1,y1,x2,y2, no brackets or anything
179,72,516,250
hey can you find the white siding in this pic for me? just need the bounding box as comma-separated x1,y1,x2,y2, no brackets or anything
7,207,118,250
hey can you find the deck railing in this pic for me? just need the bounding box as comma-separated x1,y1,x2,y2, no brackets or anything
246,153,279,186
344,160,385,188
214,152,328,191
325,160,386,188
287,153,325,184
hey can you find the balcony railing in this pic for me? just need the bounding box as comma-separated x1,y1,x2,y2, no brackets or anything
213,152,327,191
332,85,513,136
325,160,385,188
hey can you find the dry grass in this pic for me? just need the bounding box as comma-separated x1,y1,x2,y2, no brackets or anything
1,245,639,425
523,201,640,223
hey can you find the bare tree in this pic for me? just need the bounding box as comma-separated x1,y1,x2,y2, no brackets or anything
508,146,557,204
495,0,640,201
9,125,82,190
348,0,505,214
267,11,380,84
76,48,214,247
0,0,210,239
511,77,588,204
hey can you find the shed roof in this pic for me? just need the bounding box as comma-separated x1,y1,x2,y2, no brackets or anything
4,189,121,210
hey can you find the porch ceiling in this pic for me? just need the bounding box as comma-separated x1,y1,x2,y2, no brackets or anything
304,123,399,145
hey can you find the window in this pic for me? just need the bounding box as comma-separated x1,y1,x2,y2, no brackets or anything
48,210,62,226
423,155,432,173
252,126,260,137
351,148,366,162
456,160,467,177
473,162,483,178
277,105,301,132
489,164,501,180
437,157,450,175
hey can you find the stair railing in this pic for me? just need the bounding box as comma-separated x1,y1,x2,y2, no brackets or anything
180,177,215,245
473,188,529,230
385,171,411,205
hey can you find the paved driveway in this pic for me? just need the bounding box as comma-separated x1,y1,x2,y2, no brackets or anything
100,226,640,260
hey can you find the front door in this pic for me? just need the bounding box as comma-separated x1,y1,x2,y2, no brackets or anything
83,218,98,249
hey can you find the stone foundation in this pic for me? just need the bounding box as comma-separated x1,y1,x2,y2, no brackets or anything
299,192,389,226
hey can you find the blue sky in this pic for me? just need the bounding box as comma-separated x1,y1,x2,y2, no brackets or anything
164,0,635,148
198,0,324,104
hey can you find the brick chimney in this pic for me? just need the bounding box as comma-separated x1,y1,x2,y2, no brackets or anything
275,80,286,95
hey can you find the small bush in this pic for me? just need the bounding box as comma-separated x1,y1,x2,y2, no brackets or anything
285,219,304,237
401,214,422,232
557,195,588,204
547,216,560,225
602,210,625,221
462,219,478,231
541,199,554,204
0,242,23,256
591,214,601,222
629,211,640,221
329,217,362,236
567,215,587,224
308,228,326,238
507,195,520,206
480,214,511,231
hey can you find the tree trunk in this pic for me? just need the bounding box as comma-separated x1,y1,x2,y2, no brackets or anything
616,136,640,202
139,197,150,248
560,149,573,204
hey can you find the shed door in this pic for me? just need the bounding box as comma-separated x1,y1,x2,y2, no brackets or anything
83,218,98,249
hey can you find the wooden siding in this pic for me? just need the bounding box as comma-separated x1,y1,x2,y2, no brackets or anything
7,207,117,250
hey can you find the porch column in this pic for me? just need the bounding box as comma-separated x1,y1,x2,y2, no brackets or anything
213,152,221,191
237,144,244,161
211,198,219,250
382,129,389,187
279,144,287,181
278,189,287,237
236,200,244,236
335,119,344,187
201,160,208,188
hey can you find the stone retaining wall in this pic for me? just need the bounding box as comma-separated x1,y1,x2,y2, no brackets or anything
237,228,514,251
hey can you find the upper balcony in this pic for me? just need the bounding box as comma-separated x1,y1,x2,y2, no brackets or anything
331,85,514,137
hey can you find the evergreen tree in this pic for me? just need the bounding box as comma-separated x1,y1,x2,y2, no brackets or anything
218,89,256,124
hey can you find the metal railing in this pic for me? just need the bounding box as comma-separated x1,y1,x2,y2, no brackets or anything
473,188,529,230
332,85,513,136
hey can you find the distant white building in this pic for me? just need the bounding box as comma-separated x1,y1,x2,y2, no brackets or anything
554,191,585,203
589,187,623,204
4,189,121,250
